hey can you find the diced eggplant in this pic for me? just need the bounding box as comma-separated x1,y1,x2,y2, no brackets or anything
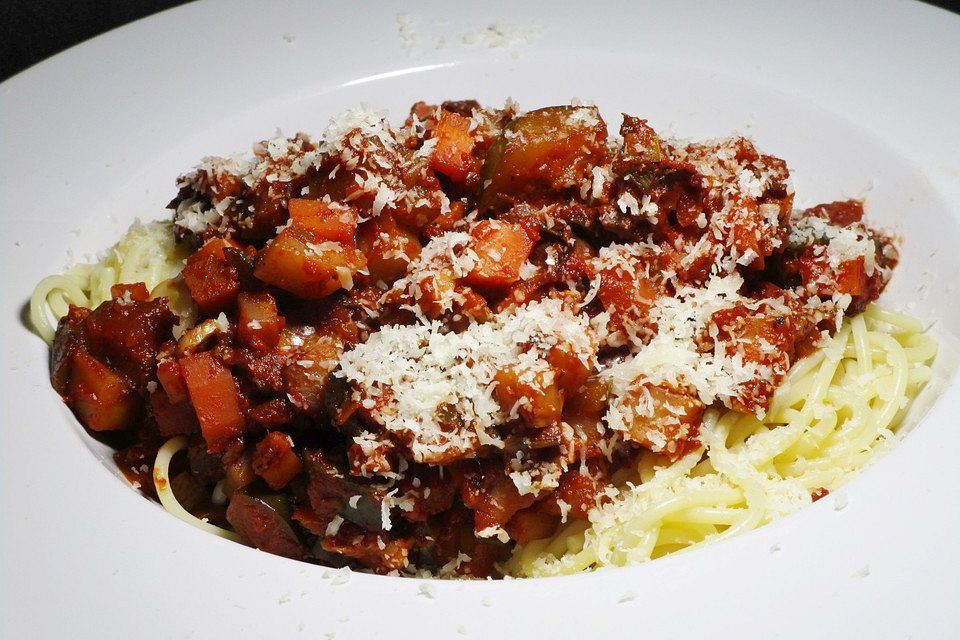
225,494,304,560
50,305,90,395
68,349,140,431
83,296,178,385
304,450,387,532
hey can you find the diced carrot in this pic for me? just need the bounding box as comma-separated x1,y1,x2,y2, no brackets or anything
505,507,561,544
287,198,359,245
356,213,421,283
597,268,661,336
110,282,149,301
430,110,477,182
463,220,535,290
156,358,189,403
493,366,563,429
553,469,606,519
253,432,303,490
237,292,285,352
253,227,367,299
545,345,590,395
195,237,242,261
181,251,240,314
835,257,867,297
621,382,703,458
68,349,140,431
178,352,245,452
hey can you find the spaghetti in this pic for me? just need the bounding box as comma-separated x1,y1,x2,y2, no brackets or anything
509,306,936,576
152,436,244,543
30,220,190,344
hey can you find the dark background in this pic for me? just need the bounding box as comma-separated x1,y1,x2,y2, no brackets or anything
2,0,959,82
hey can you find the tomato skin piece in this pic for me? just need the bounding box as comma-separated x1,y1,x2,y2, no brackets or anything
178,351,245,453
430,110,477,182
463,220,535,290
806,199,864,226
287,198,359,245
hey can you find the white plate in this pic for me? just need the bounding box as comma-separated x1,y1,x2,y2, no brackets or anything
2,1,960,638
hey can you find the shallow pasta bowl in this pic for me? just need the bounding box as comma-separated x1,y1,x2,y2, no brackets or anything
2,1,959,637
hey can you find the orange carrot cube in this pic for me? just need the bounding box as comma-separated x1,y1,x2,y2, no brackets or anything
156,358,189,403
253,432,303,490
430,110,477,182
179,352,245,452
288,198,359,245
237,292,285,352
253,227,366,299
463,220,535,290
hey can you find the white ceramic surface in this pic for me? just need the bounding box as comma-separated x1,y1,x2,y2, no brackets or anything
2,1,959,638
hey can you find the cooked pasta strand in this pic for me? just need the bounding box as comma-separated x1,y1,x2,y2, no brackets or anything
509,308,937,577
29,220,190,344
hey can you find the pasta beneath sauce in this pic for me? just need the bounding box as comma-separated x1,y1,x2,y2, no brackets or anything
510,307,935,576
